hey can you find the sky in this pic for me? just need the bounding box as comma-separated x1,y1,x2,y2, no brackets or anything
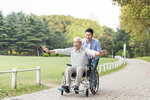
0,0,121,30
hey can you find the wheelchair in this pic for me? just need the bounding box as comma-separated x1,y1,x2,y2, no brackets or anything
58,59,99,97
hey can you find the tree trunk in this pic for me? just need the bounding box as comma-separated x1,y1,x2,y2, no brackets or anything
37,48,39,57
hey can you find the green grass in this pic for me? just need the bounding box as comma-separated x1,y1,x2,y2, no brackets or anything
137,56,150,62
0,84,49,100
0,55,119,99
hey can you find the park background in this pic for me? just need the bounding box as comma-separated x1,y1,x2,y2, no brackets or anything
0,0,150,99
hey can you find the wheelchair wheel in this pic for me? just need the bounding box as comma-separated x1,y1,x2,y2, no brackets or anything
90,69,99,94
85,89,89,97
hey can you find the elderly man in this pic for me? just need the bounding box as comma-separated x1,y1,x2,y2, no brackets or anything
42,37,106,93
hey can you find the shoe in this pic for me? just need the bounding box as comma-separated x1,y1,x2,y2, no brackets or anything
64,86,70,93
61,85,70,93
74,85,79,94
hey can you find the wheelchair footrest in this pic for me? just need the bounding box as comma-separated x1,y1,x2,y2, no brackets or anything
58,88,66,91
74,89,84,93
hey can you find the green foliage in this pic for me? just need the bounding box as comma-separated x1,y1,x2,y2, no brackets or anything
59,54,64,57
98,35,114,54
40,15,74,33
23,14,50,56
8,51,10,55
137,56,150,62
101,54,112,58
116,50,129,58
0,10,149,57
0,11,8,54
42,53,64,57
12,50,17,55
66,18,104,43
113,0,150,40
116,50,123,56
129,36,150,57
113,0,150,57
43,53,49,57
113,29,131,57
50,53,56,56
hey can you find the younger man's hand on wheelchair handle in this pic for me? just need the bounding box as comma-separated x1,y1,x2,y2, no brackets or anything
100,50,107,55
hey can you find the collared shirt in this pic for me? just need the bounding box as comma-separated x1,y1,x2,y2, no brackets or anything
87,43,91,49
55,47,96,67
82,38,102,60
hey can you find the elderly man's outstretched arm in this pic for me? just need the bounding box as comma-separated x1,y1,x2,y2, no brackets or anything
42,46,71,55
42,46,55,53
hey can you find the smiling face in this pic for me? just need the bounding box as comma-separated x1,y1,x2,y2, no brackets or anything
73,38,82,50
85,32,93,43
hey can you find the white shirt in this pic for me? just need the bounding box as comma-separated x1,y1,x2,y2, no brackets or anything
55,47,96,67
87,43,91,49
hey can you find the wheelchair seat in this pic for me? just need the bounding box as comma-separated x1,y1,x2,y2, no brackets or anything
71,70,91,78
66,64,91,78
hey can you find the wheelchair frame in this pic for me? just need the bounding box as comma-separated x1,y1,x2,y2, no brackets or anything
58,61,99,97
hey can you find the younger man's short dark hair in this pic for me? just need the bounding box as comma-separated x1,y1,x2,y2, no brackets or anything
85,28,94,35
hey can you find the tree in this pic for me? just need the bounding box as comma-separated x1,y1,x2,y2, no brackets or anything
0,11,8,54
4,12,22,54
98,27,116,55
46,30,68,49
113,28,130,57
129,35,150,57
98,35,114,54
113,0,150,40
23,14,50,56
103,26,115,37
40,15,74,33
66,18,104,43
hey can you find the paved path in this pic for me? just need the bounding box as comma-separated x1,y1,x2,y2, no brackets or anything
3,59,150,100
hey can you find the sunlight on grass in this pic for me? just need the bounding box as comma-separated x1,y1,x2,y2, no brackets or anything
0,55,119,99
137,56,150,62
0,56,118,89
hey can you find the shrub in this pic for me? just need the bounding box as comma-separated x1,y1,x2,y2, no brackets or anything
59,54,64,57
101,54,112,58
8,50,10,55
50,53,56,56
116,50,123,56
12,50,17,55
21,52,29,56
43,53,49,57
116,50,129,58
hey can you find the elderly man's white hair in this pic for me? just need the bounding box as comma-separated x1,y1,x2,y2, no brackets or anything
73,37,82,42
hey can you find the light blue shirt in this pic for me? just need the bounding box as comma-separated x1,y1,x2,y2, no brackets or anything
82,38,102,60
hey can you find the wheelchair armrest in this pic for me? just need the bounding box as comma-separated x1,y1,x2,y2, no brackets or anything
66,64,72,67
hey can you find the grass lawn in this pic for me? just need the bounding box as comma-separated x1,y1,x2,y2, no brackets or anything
137,56,150,62
0,55,118,99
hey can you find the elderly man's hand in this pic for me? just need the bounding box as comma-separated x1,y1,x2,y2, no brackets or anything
42,46,49,53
